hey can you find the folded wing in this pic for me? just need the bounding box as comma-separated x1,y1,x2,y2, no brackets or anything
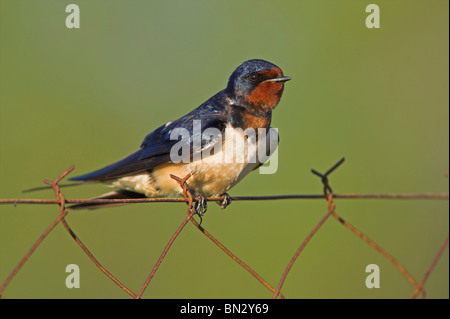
70,107,227,182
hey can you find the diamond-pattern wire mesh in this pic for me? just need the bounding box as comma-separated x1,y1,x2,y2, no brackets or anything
0,160,448,299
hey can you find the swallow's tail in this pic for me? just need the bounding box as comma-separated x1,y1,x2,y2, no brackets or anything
69,189,147,210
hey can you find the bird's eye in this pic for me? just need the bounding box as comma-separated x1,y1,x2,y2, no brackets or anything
249,72,260,82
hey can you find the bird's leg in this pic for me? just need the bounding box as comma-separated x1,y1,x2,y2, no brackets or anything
217,193,232,209
188,189,208,224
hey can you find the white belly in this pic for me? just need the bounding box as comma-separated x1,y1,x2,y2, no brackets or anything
110,125,278,197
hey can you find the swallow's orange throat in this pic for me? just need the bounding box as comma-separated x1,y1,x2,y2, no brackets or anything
229,107,272,130
246,67,285,110
247,81,284,109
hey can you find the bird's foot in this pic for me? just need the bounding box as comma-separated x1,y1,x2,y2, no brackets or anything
188,189,208,225
217,193,232,210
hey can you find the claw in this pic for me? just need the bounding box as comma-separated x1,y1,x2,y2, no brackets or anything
195,209,203,226
195,194,208,215
189,189,208,225
218,193,232,209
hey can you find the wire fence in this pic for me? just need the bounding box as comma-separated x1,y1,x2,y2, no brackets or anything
0,158,448,299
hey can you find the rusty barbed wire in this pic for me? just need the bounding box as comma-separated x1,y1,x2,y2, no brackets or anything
0,162,448,298
1,192,448,206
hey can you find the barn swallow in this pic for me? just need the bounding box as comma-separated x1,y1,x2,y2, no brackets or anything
69,59,291,216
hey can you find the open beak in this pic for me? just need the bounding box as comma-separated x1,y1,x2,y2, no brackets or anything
266,75,292,83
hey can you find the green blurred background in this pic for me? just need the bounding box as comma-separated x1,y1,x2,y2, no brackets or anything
0,0,448,299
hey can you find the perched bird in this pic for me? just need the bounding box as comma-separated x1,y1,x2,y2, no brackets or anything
69,59,291,215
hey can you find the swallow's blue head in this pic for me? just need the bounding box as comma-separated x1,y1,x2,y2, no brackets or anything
225,59,291,111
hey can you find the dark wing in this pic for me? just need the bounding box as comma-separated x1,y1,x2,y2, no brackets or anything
69,149,169,182
69,189,148,210
70,101,228,182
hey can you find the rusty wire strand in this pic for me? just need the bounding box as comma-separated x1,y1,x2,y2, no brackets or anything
0,166,73,296
0,192,448,206
272,193,336,299
137,172,197,298
58,168,137,297
60,218,137,298
411,234,449,299
190,217,286,299
0,163,448,299
0,210,68,296
0,166,139,298
171,172,285,298
137,210,196,298
272,158,343,298
330,212,426,298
